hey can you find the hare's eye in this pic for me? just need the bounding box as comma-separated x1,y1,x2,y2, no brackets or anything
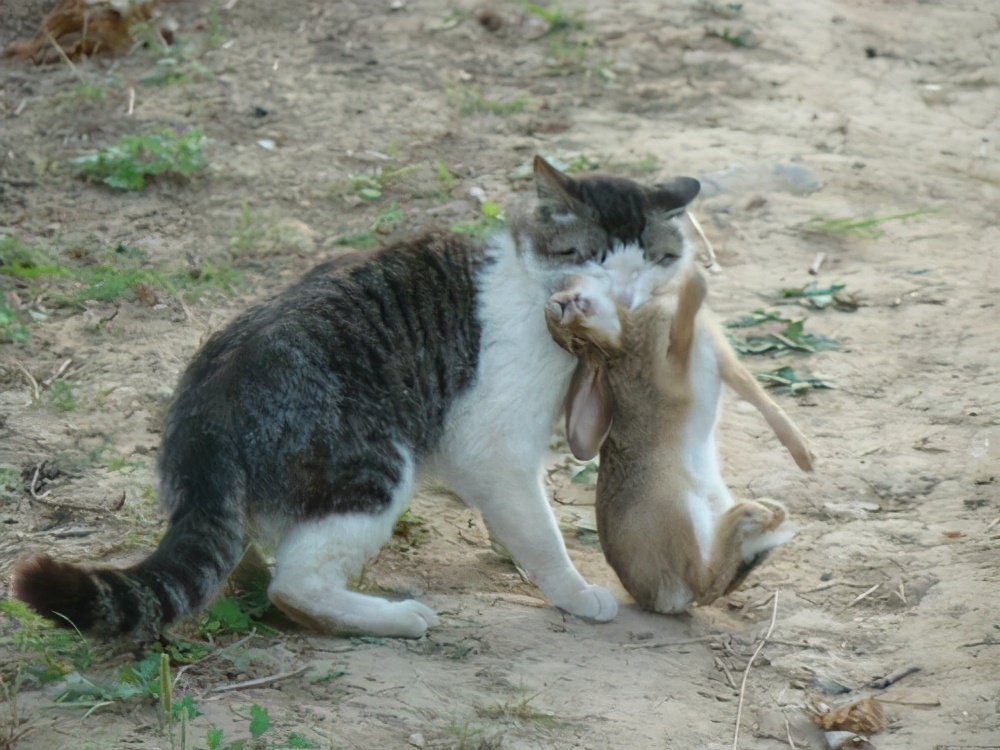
553,246,577,257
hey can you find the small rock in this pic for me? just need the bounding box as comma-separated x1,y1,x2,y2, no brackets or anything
408,733,425,748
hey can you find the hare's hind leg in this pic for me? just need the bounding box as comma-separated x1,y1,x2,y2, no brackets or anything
713,333,815,472
698,500,792,604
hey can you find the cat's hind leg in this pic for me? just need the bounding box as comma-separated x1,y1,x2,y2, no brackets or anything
267,451,438,639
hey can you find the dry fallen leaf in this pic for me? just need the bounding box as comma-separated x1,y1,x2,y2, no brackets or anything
809,695,886,734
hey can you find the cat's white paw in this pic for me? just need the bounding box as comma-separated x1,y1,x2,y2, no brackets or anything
553,584,618,622
378,599,440,638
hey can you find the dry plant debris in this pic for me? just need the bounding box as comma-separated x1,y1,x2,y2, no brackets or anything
809,695,886,734
4,0,163,63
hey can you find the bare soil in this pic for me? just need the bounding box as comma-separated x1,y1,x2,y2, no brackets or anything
1,1,998,748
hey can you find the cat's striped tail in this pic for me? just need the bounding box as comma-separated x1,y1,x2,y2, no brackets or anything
12,500,247,639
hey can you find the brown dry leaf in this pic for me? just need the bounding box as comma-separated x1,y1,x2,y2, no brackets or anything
4,0,158,63
809,696,886,734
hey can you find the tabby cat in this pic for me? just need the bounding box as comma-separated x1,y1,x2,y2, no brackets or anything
13,156,700,639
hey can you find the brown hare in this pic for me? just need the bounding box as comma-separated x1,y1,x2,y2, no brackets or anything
545,267,814,613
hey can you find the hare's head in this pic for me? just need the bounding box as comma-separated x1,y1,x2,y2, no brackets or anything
511,156,700,291
545,274,627,359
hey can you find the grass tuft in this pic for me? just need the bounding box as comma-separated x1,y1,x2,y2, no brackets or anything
71,128,209,191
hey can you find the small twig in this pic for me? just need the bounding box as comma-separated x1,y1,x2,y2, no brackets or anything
11,360,41,401
623,634,722,650
209,665,308,693
42,358,73,388
176,294,194,322
30,462,50,499
715,656,737,690
43,29,86,83
984,516,1000,533
687,211,721,273
808,252,826,275
732,592,779,750
869,665,920,689
127,86,136,116
877,696,941,707
784,716,796,750
846,583,880,607
959,638,1000,648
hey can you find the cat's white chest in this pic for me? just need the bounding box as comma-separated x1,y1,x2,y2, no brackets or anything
435,233,575,473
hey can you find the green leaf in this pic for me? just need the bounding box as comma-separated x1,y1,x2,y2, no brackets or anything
249,704,271,739
205,728,225,750
287,733,319,749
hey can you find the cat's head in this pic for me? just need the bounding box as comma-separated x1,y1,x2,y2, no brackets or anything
509,155,701,296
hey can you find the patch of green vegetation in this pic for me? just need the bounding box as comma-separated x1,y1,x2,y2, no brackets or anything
515,1,590,72
196,580,278,639
71,127,209,191
698,1,744,17
0,600,94,687
477,689,563,728
451,199,505,238
0,234,66,279
436,159,459,190
448,88,528,117
613,153,660,176
392,507,430,548
705,26,759,48
0,303,31,345
755,365,834,395
0,465,20,498
45,381,78,412
802,208,939,239
725,309,787,329
446,719,504,750
104,451,144,473
334,201,406,249
570,458,599,486
516,1,585,35
729,318,839,356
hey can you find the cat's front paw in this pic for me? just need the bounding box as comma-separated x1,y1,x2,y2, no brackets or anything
552,584,618,622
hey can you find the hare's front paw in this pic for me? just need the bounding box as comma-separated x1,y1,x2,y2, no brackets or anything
552,584,618,622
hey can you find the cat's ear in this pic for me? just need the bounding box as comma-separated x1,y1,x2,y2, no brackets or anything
533,155,585,219
564,358,614,461
652,177,701,216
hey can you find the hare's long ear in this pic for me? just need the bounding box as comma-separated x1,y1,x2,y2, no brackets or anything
564,358,614,461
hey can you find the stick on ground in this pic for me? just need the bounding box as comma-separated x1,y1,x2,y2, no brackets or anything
732,591,779,750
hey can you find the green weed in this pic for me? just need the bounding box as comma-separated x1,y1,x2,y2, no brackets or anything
451,199,505,238
334,201,407,248
729,318,839,356
449,88,528,116
0,600,94,687
71,127,209,191
477,688,562,728
705,26,759,48
0,465,20,498
0,235,66,279
0,303,30,345
196,581,278,639
755,365,833,395
436,159,459,190
516,1,585,35
802,208,939,239
45,381,77,412
392,507,429,548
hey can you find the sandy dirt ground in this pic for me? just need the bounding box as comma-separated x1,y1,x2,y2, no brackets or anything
1,1,998,748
